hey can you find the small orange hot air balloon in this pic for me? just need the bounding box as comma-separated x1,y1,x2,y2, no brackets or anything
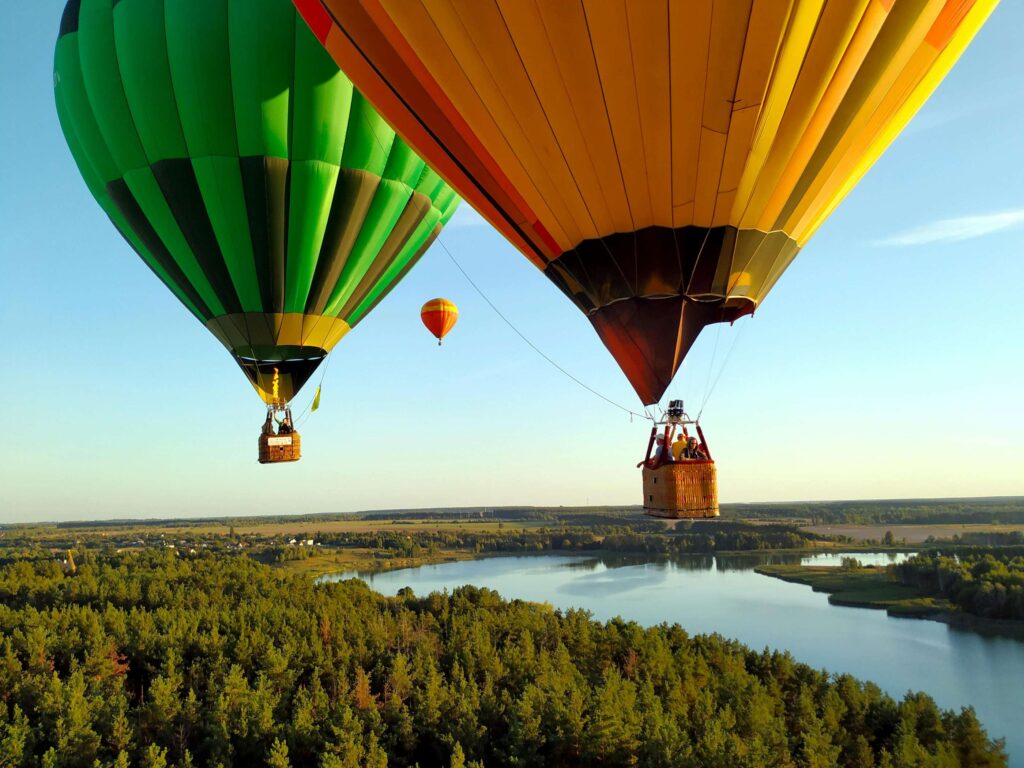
421,299,458,346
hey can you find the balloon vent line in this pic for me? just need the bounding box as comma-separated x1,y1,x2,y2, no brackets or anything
436,237,650,421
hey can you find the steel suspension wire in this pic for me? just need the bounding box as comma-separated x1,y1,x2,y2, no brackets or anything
696,318,748,421
435,236,651,421
293,351,334,428
700,320,725,413
351,105,649,422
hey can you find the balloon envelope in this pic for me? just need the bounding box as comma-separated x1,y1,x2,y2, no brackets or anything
420,298,458,344
55,0,459,405
295,0,995,404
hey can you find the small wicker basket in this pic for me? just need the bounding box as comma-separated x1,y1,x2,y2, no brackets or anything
642,460,719,519
258,431,301,464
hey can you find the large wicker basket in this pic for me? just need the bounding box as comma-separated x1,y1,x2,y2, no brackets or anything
258,431,301,464
642,460,719,519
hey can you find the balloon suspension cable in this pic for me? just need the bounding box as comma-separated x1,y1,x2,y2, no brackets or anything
436,236,651,422
293,351,334,428
696,317,748,422
701,321,724,410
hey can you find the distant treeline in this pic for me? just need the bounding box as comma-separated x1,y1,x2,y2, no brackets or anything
307,523,820,558
359,507,641,523
723,498,1024,525
946,532,1024,547
36,507,643,531
892,551,1024,621
8,497,1020,535
0,551,1006,767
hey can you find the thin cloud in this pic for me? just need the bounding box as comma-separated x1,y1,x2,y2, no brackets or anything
876,209,1024,247
903,81,1024,136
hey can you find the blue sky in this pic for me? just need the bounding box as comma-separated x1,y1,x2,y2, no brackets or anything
2,2,1022,522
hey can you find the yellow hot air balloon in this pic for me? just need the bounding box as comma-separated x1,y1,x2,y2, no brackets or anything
294,0,996,405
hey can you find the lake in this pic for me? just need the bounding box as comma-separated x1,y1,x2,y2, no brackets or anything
322,551,1024,765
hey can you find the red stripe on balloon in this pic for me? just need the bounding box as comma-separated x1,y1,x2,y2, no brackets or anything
294,0,332,42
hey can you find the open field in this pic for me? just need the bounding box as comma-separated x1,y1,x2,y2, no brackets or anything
800,523,1024,544
220,518,530,536
0,517,532,541
271,547,477,578
6,498,1022,542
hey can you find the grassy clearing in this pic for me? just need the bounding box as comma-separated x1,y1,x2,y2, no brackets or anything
756,565,949,615
6,518,532,541
799,523,1024,544
270,547,478,579
757,564,1024,639
229,519,529,536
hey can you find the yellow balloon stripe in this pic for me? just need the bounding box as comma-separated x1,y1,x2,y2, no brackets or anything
797,0,999,245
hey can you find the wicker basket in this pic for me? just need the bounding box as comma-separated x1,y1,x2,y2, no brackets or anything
642,461,719,519
258,431,301,464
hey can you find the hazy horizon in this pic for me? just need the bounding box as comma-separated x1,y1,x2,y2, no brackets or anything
4,494,1021,527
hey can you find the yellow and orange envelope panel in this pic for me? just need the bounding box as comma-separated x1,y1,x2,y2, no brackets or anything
294,0,998,405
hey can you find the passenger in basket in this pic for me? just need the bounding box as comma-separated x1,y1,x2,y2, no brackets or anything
671,433,688,461
652,435,670,464
680,436,707,460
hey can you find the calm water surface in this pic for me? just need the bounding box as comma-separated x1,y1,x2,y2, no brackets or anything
322,552,1023,765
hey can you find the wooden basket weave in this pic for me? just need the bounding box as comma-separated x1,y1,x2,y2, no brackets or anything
642,461,719,519
258,431,301,464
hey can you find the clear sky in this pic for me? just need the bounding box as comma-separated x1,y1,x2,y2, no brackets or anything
2,2,1022,523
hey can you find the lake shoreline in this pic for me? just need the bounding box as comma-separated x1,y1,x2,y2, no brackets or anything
756,564,1024,640
312,552,1024,642
294,543,925,580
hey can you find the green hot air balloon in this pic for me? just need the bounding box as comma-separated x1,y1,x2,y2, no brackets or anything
53,0,459,442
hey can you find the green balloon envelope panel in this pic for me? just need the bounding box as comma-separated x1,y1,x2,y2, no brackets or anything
54,0,459,407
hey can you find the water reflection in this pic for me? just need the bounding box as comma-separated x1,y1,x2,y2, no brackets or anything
558,554,651,571
801,551,913,567
548,550,912,574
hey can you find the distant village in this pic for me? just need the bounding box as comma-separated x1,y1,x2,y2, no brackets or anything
33,529,325,566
